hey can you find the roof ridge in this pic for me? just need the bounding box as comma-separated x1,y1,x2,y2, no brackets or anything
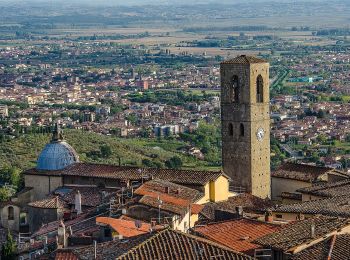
170,229,254,257
116,229,166,259
200,217,279,227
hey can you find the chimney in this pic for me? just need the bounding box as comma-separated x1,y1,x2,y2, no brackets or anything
57,220,67,248
310,219,315,238
75,190,82,214
235,206,243,218
265,210,273,222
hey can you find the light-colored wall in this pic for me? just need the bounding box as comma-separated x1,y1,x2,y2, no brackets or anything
24,174,63,201
272,212,313,222
301,194,323,202
0,205,20,232
209,176,229,202
271,177,311,201
196,183,211,204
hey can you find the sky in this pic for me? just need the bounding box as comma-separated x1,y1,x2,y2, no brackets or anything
1,0,344,4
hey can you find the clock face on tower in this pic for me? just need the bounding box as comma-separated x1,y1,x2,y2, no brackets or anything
256,127,265,142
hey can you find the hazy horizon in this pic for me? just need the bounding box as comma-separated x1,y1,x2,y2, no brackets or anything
1,0,349,5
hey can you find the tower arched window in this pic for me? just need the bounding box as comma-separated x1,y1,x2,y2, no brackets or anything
256,75,264,103
229,75,239,102
8,206,14,220
240,123,245,137
229,123,234,136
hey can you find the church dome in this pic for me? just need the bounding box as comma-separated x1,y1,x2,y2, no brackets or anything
36,124,79,171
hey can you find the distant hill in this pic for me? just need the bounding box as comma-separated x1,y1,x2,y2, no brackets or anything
0,129,218,172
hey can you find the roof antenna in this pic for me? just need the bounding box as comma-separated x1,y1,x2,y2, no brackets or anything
94,240,97,259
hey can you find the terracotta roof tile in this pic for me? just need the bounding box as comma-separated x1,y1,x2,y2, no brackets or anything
55,251,79,260
201,193,275,220
96,217,159,238
194,219,280,255
117,229,253,260
272,195,350,218
291,234,350,260
254,216,350,252
28,196,68,209
221,55,267,64
55,233,154,260
297,179,350,198
134,179,203,202
53,186,118,207
272,162,336,182
26,163,224,186
139,195,188,216
32,210,102,238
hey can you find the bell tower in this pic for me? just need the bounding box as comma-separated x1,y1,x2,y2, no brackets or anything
221,55,270,199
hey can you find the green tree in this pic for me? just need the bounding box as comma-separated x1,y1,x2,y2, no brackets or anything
0,167,21,188
0,188,11,202
1,229,16,260
100,145,112,158
165,156,183,169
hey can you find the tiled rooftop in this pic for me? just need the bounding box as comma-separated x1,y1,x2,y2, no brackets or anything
291,234,350,260
26,162,224,186
200,193,275,220
96,217,159,238
297,179,350,198
272,162,335,182
221,55,267,64
32,210,103,238
194,219,280,255
55,233,153,260
53,186,118,207
28,196,68,209
272,195,350,218
134,179,204,202
118,229,253,260
254,216,350,252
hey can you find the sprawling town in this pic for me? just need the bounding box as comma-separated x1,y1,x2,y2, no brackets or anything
0,0,350,259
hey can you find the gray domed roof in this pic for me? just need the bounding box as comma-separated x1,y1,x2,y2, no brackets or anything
36,124,79,171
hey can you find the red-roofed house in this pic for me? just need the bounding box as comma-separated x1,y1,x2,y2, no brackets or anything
194,218,280,256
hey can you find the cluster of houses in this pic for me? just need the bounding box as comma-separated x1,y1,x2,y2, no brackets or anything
0,124,349,259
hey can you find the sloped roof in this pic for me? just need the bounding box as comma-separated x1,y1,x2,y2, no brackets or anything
272,163,335,182
194,219,280,255
55,233,153,260
117,229,253,260
96,217,158,238
291,234,350,260
26,162,225,186
297,179,350,198
135,179,204,203
28,196,67,209
254,216,350,252
53,186,118,207
221,55,267,64
201,193,275,220
135,179,204,216
32,209,101,238
272,195,350,218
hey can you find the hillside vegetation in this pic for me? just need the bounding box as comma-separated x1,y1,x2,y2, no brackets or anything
0,129,220,172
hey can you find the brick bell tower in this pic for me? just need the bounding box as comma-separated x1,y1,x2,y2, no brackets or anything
221,55,270,199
